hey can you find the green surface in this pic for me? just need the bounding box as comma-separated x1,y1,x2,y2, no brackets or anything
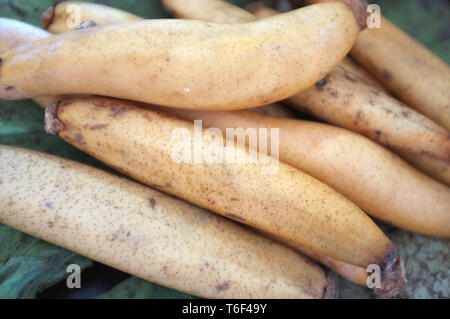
0,0,449,299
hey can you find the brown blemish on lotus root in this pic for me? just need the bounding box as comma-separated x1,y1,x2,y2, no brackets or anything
355,111,364,122
215,281,231,291
382,70,393,80
149,197,156,209
75,134,86,145
111,107,124,117
88,124,109,130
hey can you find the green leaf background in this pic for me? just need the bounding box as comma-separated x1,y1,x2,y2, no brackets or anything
0,0,449,299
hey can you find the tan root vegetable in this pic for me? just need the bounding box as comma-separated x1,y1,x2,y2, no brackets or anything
158,0,450,237
2,6,406,295
247,2,388,93
40,6,295,118
304,0,450,130
352,18,450,130
246,2,280,19
42,1,140,33
0,18,295,118
53,0,387,292
163,0,256,23
294,246,368,288
156,107,450,238
0,18,48,50
161,3,295,117
286,65,450,161
398,152,450,187
0,1,367,110
252,229,367,286
0,18,62,106
0,145,335,299
156,1,411,294
166,0,383,94
244,4,450,161
335,57,387,93
42,96,402,275
1,18,326,298
259,230,405,297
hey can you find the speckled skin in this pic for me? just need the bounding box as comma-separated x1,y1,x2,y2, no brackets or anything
0,2,363,110
305,0,450,130
42,2,140,33
256,229,368,286
399,152,450,187
0,18,48,51
47,0,391,292
337,57,387,92
242,5,450,162
0,18,60,107
352,17,450,131
0,145,333,299
155,0,410,294
264,231,405,297
47,96,396,269
41,4,296,118
287,65,450,162
160,108,450,238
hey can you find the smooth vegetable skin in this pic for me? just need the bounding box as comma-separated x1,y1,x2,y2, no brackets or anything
260,230,406,298
159,0,450,237
163,0,256,23
244,5,450,162
352,17,450,130
0,18,295,118
0,18,62,107
247,3,387,93
338,57,387,93
398,152,450,187
160,0,410,294
43,96,401,273
246,2,280,19
161,0,375,291
304,0,450,130
170,0,375,98
0,145,334,299
0,1,367,110
40,6,295,118
42,1,140,33
0,18,48,50
156,107,450,238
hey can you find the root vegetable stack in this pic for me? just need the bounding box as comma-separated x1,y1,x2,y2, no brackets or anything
0,0,448,299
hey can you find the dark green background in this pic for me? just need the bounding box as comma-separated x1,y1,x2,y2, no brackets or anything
0,0,449,299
